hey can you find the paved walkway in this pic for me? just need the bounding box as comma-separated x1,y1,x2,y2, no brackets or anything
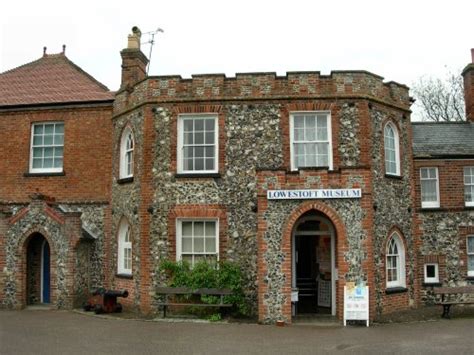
1,310,474,354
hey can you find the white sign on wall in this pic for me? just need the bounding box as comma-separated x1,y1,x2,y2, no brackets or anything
267,188,362,200
343,284,369,327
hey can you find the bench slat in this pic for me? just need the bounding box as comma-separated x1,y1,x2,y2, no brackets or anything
156,303,232,307
433,286,474,294
195,288,232,295
156,287,193,294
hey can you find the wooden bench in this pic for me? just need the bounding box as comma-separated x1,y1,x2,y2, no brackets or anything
434,286,474,318
155,286,233,318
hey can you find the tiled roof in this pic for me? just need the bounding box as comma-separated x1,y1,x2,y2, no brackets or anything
412,121,474,157
0,53,114,107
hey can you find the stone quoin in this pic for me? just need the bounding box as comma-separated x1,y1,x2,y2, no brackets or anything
0,28,473,325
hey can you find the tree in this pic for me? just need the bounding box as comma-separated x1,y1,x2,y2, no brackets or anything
411,69,465,122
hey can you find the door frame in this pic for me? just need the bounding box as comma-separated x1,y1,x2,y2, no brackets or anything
40,239,50,304
292,215,336,316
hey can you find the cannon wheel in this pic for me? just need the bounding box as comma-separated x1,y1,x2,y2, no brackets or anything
83,303,92,312
94,304,104,314
115,303,123,313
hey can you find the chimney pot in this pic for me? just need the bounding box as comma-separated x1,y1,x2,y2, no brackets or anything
43,47,47,56
471,48,474,63
127,26,142,50
120,26,149,89
62,44,66,54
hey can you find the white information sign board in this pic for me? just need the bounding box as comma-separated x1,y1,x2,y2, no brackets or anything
343,285,369,327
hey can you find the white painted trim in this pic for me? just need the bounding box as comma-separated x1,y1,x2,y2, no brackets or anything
384,122,401,176
423,263,439,283
119,127,134,179
117,220,132,275
467,236,474,277
386,232,406,289
177,114,219,174
464,167,474,206
29,122,64,174
176,218,220,265
289,111,333,171
420,167,440,208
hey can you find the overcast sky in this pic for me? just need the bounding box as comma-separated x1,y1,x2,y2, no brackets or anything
1,0,473,118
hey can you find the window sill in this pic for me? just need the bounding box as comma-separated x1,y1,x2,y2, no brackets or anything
175,173,221,179
23,171,65,177
116,273,133,280
422,282,442,287
117,177,134,184
420,206,443,211
384,173,402,180
385,287,408,295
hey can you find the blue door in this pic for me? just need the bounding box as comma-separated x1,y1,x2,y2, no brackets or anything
42,241,50,303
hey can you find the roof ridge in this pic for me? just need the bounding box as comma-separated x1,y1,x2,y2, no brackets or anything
1,54,110,92
0,56,45,76
412,121,470,125
61,56,111,92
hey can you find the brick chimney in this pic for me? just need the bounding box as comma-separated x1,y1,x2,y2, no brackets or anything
120,26,149,89
462,48,474,122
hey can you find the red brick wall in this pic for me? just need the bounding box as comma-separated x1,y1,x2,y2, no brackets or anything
414,159,474,210
0,104,112,202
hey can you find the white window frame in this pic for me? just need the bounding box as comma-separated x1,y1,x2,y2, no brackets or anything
424,263,439,284
176,218,219,266
289,111,333,171
386,232,406,289
420,167,440,208
119,127,134,179
464,166,474,207
467,235,474,277
177,114,219,174
30,122,64,173
117,220,132,275
384,122,400,176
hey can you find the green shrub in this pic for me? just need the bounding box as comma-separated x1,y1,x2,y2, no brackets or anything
158,259,250,317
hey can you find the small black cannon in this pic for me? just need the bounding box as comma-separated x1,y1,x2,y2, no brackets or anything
83,288,129,314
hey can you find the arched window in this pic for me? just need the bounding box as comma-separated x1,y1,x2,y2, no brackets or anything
117,220,132,275
120,127,134,179
384,122,400,176
386,232,405,288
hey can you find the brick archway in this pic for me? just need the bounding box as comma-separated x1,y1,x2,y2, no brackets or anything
281,201,348,322
18,229,57,309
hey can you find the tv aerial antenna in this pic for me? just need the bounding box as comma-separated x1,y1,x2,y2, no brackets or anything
142,28,164,74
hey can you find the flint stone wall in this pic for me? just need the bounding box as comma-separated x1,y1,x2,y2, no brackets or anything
148,104,282,313
1,203,106,309
370,107,414,316
111,110,144,308
261,199,366,323
419,211,474,303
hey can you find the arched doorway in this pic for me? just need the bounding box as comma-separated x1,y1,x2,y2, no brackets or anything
292,210,336,318
26,233,51,305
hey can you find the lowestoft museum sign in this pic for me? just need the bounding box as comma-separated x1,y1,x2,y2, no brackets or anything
267,188,362,200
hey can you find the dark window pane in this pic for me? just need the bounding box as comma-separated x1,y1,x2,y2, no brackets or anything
426,265,436,278
195,132,204,144
183,120,193,132
194,158,204,170
204,118,214,131
195,119,204,131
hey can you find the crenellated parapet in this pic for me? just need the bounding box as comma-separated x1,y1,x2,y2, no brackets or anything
114,71,410,115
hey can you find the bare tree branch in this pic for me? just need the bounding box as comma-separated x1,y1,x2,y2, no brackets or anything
412,68,465,122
